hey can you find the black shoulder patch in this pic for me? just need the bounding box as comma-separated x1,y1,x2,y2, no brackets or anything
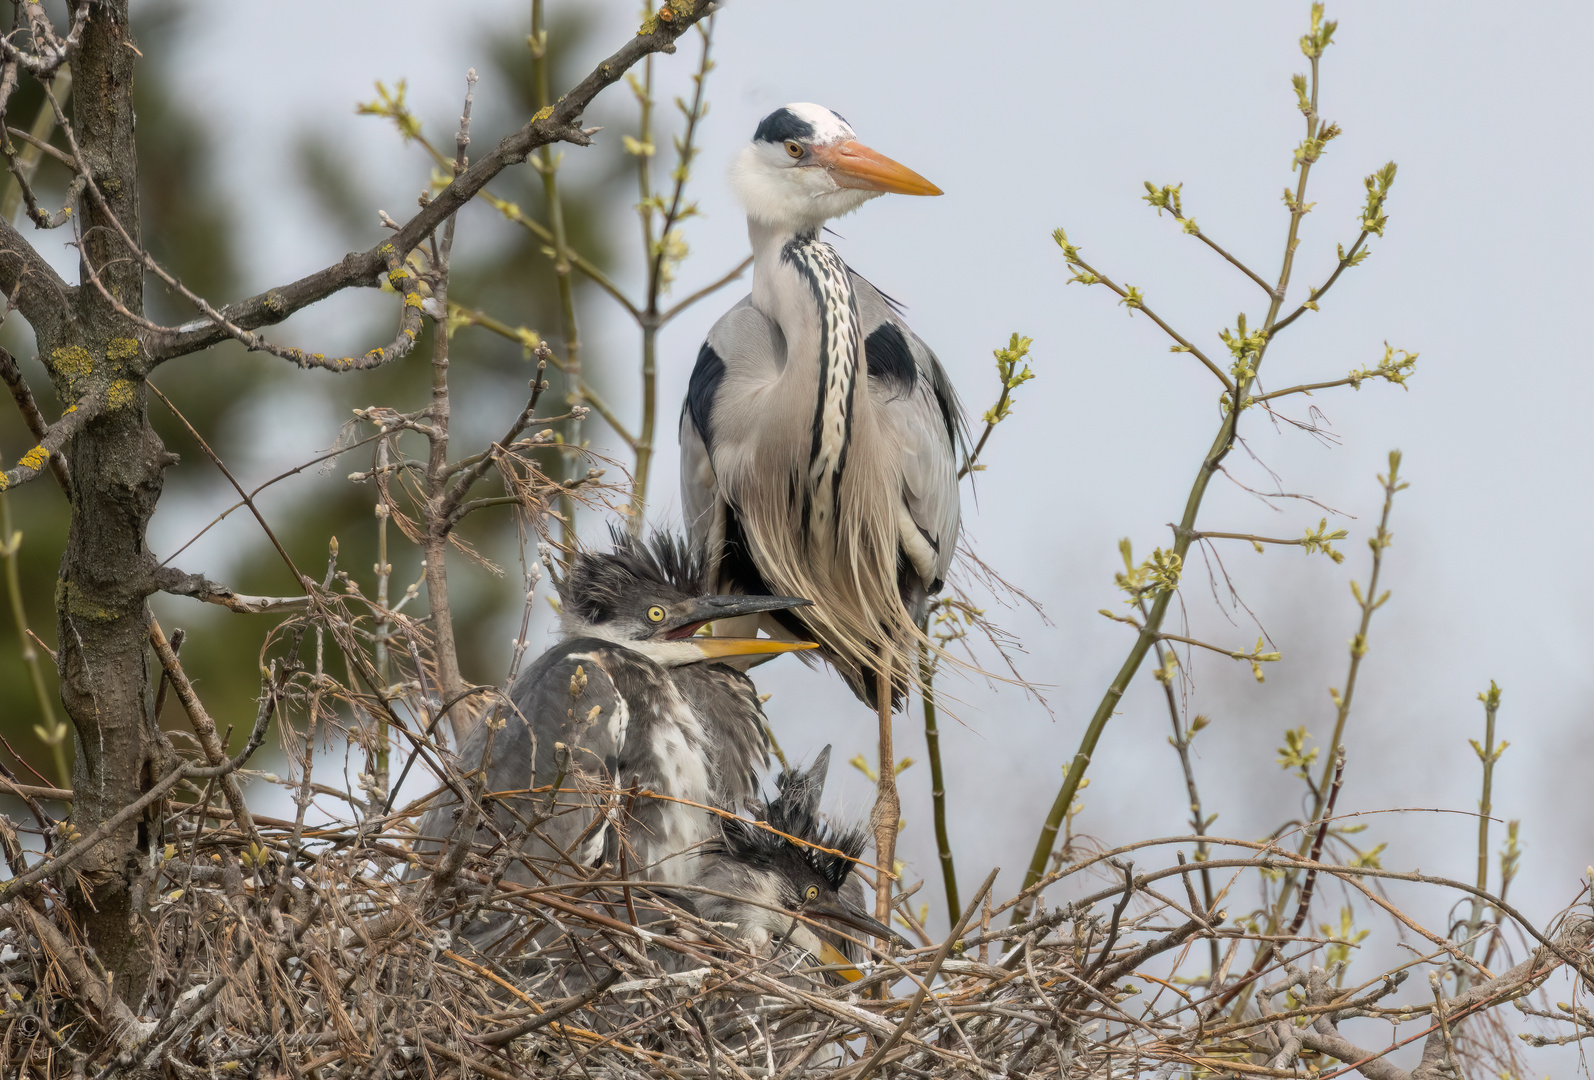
686,340,726,453
864,322,917,394
753,107,815,144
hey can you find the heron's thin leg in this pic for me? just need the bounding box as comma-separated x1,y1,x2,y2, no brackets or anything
872,661,899,934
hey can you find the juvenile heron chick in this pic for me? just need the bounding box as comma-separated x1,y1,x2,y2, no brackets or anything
413,531,817,923
694,747,899,978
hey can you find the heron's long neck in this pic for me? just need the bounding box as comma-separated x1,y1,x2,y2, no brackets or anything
748,220,862,538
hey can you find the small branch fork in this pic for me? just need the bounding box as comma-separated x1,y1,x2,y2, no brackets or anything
1052,233,1233,392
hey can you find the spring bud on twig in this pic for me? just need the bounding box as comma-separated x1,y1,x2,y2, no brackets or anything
1347,344,1417,390
1277,726,1319,778
1219,313,1267,383
357,81,423,143
1298,519,1348,562
1361,162,1397,235
1299,3,1337,60
1115,539,1181,603
1230,638,1282,683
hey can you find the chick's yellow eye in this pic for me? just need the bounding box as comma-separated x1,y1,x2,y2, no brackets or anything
804,884,819,901
647,606,666,623
784,140,803,159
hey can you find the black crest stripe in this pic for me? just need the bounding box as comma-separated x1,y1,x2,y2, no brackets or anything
753,107,816,144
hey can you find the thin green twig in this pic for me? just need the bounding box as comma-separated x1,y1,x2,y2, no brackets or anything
1458,680,1503,994
530,0,582,543
1147,630,1217,971
630,19,716,529
0,477,67,788
1018,17,1347,916
1306,451,1404,826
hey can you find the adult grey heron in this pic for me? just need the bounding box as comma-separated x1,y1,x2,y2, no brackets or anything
680,102,965,916
412,531,817,945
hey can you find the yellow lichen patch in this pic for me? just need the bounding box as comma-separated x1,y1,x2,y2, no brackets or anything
106,337,141,362
0,475,8,491
263,290,287,314
106,379,136,410
639,0,693,34
18,446,49,471
404,292,424,309
58,579,121,622
52,345,93,382
533,105,554,122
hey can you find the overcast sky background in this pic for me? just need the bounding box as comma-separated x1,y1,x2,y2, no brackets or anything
133,2,1592,1060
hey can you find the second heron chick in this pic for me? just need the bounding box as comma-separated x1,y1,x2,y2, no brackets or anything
694,747,900,980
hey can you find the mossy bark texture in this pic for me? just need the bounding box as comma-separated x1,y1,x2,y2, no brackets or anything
43,3,172,1000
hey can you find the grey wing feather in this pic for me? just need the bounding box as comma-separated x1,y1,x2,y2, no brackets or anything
681,295,788,580
413,646,628,885
851,272,964,591
668,663,770,812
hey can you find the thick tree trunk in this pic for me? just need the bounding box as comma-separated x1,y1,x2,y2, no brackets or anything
44,0,171,1000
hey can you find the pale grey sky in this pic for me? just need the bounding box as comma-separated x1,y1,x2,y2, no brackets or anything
153,3,1592,1064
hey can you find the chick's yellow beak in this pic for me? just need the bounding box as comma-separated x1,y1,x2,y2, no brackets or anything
689,637,819,660
818,941,865,983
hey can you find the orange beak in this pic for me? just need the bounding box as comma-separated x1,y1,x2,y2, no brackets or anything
813,140,942,196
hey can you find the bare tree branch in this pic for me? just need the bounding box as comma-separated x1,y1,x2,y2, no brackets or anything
0,212,73,342
0,345,71,492
0,385,95,492
145,0,721,363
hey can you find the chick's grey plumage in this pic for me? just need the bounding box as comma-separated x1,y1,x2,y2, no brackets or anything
412,532,813,918
692,747,890,966
680,103,965,706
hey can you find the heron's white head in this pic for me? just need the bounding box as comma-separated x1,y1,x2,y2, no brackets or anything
730,103,941,234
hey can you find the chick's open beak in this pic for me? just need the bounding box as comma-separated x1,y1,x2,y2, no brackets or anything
814,140,942,196
669,593,819,657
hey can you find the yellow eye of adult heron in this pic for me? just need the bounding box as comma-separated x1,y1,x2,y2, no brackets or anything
646,605,666,623
804,884,819,901
784,140,803,159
